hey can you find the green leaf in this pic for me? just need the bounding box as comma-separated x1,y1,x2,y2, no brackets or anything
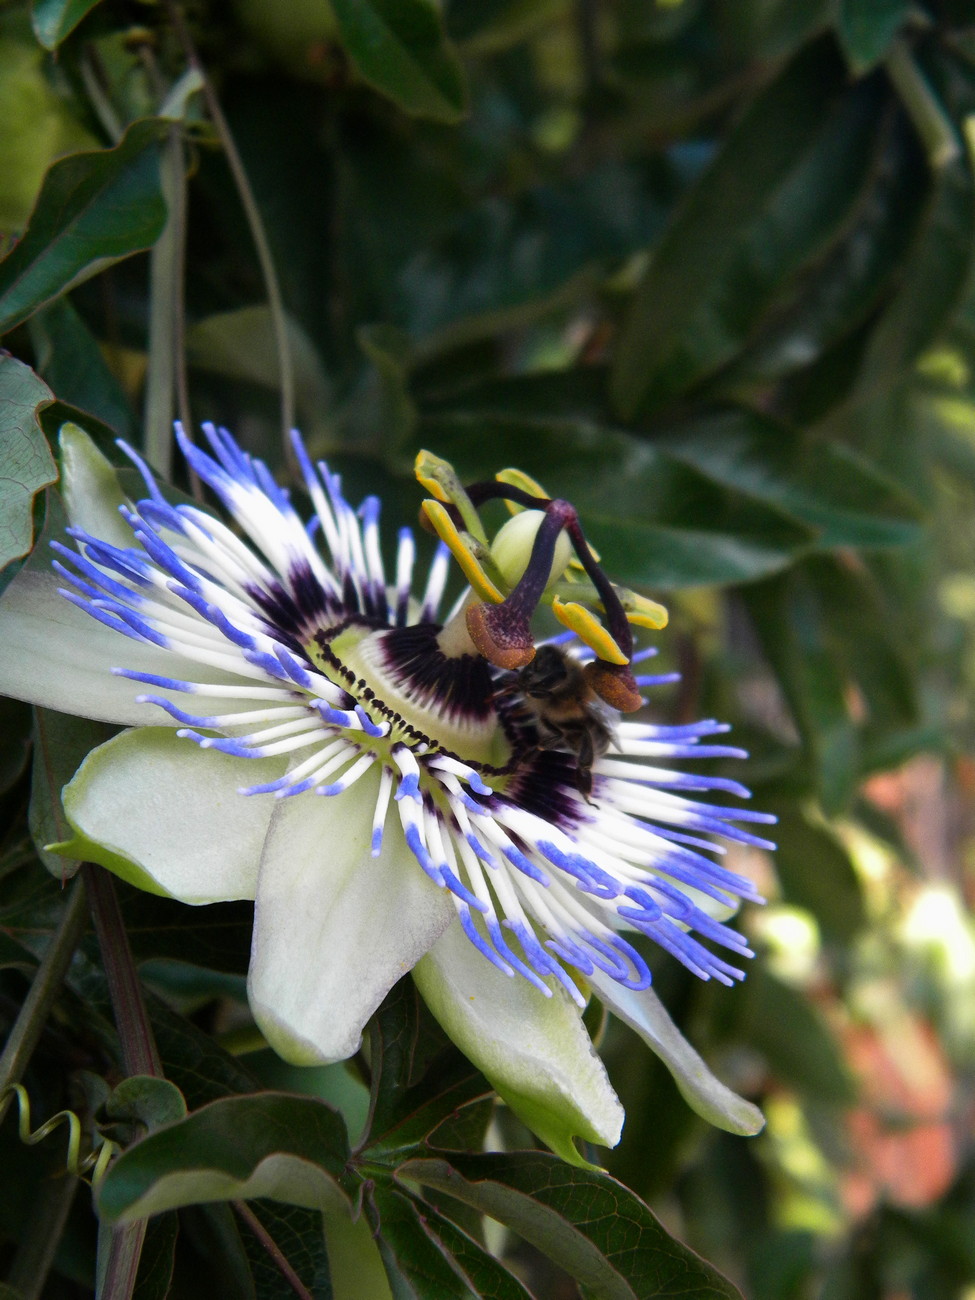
646,408,922,550
0,354,56,568
848,141,975,402
399,1152,744,1299
29,297,136,437
417,412,815,589
735,970,856,1105
357,323,418,454
106,1076,188,1131
185,306,332,440
94,984,336,1296
330,0,468,123
727,113,924,387
610,38,853,417
97,1093,352,1223
31,0,105,48
132,1212,178,1300
743,570,860,814
398,169,668,353
29,707,117,881
836,0,911,72
239,1201,335,1300
364,980,492,1160
371,1184,532,1299
0,117,170,336
803,557,918,741
761,801,867,942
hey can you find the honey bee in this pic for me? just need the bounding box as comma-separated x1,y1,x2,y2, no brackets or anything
516,645,617,801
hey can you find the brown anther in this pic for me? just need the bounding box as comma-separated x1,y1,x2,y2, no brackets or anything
465,601,536,670
418,502,438,535
583,660,643,712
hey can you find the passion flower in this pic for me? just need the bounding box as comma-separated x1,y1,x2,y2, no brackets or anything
0,424,771,1160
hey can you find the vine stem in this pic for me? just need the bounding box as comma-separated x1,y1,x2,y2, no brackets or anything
886,40,960,169
0,875,88,1110
83,863,162,1079
232,1202,314,1300
83,862,162,1300
163,0,296,454
0,876,87,1299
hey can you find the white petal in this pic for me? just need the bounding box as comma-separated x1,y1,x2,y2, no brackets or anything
248,766,455,1065
0,565,282,725
587,969,765,1136
59,422,134,548
0,566,189,723
62,728,279,901
412,922,624,1164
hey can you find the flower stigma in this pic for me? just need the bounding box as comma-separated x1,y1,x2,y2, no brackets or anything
53,426,774,1018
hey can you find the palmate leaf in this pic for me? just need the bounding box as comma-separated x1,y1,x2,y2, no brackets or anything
0,117,170,337
416,411,815,589
97,1092,352,1223
0,355,56,570
399,1151,744,1300
643,408,922,550
370,1185,533,1300
364,979,493,1160
417,372,923,591
609,37,859,418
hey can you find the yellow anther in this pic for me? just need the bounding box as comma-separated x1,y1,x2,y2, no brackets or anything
414,450,454,501
496,466,551,514
414,450,487,542
551,598,629,665
422,500,503,604
621,592,669,630
494,467,599,564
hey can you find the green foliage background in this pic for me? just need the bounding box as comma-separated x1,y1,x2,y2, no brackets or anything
3,0,975,1296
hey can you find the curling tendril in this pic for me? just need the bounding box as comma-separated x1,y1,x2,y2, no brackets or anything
0,1083,118,1190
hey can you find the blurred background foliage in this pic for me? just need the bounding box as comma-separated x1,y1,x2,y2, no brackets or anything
4,0,975,1297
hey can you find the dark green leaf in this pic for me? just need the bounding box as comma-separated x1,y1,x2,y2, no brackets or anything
398,169,669,352
849,141,975,402
30,707,117,880
28,297,136,437
743,571,860,814
399,1152,744,1299
98,1093,351,1223
728,114,924,387
31,0,106,49
646,408,922,549
106,1076,187,1131
0,117,170,336
365,978,491,1159
330,0,468,123
371,1185,532,1299
0,354,56,567
117,887,253,976
836,0,911,72
180,1205,256,1300
238,1200,333,1300
803,557,918,741
610,38,852,417
760,800,867,941
735,970,856,1104
0,697,31,793
132,1212,178,1300
417,413,814,588
357,323,418,454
